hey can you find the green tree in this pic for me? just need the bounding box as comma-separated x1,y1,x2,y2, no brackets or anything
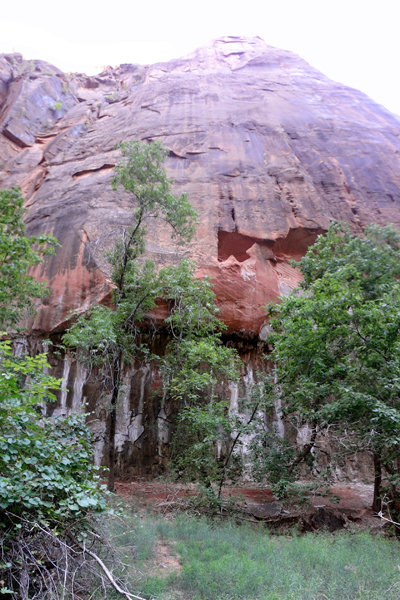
63,140,198,491
0,338,138,599
0,189,109,597
159,261,241,494
0,187,59,330
266,222,400,514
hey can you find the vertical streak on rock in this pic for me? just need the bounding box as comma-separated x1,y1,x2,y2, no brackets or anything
228,381,240,459
115,371,132,452
274,393,285,439
128,365,149,444
273,370,285,439
93,421,107,467
59,352,71,413
157,389,170,458
240,367,255,464
229,381,239,415
72,361,87,412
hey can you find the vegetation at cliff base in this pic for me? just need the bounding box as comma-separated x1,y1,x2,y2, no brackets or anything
263,222,400,516
0,342,105,521
63,140,241,494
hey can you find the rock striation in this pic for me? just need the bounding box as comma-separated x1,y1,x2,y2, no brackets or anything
2,37,400,337
1,38,400,474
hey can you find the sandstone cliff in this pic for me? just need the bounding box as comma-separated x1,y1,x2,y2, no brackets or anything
1,38,400,474
2,37,400,338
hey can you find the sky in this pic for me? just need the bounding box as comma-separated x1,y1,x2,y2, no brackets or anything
1,0,400,116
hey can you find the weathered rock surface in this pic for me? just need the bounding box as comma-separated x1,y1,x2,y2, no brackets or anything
1,38,400,475
2,36,400,337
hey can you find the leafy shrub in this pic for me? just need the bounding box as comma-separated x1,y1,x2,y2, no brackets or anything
0,340,109,596
0,339,106,527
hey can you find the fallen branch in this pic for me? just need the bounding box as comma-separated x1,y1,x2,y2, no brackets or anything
376,494,400,530
377,512,400,528
82,544,148,600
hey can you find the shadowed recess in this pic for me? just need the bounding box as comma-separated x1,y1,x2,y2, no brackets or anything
218,229,276,262
218,230,259,262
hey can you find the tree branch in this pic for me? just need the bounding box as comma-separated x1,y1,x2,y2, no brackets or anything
82,544,147,600
217,398,261,499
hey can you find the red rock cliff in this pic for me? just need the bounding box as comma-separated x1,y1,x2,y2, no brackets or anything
1,37,400,337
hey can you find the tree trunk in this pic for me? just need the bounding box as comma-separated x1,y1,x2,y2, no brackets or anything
107,352,123,492
217,398,261,499
289,425,318,474
372,452,382,513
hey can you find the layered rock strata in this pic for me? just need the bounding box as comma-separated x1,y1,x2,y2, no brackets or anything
2,38,400,336
1,38,400,473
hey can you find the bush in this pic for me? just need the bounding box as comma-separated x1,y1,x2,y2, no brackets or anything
0,339,108,596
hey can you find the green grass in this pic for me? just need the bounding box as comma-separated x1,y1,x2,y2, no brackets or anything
106,510,400,600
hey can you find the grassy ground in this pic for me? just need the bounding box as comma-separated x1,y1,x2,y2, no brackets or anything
106,509,400,600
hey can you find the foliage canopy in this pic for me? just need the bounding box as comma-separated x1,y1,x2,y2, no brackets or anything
0,340,106,525
266,221,400,510
63,140,241,493
0,187,59,330
0,188,110,597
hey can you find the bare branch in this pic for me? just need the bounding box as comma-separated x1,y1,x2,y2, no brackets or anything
82,544,147,600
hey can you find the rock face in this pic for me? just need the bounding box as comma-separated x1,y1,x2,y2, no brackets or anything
1,38,400,474
2,37,400,337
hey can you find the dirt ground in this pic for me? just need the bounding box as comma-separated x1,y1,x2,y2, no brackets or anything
115,478,384,533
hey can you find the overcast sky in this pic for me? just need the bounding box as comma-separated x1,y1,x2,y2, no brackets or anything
1,0,400,116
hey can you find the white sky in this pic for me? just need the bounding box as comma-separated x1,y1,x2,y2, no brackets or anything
1,0,400,116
